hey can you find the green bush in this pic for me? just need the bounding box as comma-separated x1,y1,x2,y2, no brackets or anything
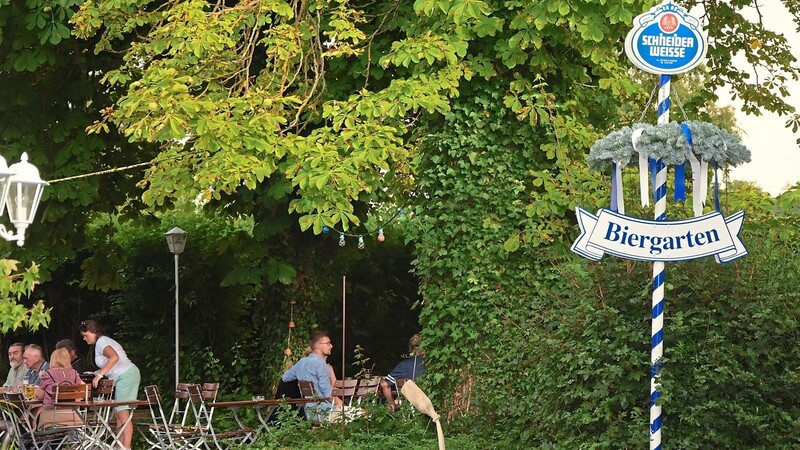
244,402,496,450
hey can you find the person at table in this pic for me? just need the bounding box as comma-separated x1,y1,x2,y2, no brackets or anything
281,331,342,420
23,344,50,386
34,348,84,430
304,345,337,387
80,319,141,450
3,342,27,388
0,343,27,447
380,334,425,411
55,338,92,374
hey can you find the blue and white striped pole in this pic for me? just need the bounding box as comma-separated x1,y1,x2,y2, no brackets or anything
650,74,670,450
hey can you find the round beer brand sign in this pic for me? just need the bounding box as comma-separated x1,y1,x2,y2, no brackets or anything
624,1,707,74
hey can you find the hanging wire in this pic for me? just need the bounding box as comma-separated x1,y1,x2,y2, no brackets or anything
636,80,660,124
46,150,195,184
671,87,692,123
46,147,407,247
47,161,154,184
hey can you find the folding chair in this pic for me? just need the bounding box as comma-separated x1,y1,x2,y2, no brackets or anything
140,384,204,450
186,383,253,450
77,379,116,448
168,383,195,427
2,392,71,450
298,380,340,422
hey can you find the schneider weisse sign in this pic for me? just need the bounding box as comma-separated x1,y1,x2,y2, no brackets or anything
571,208,747,264
624,1,707,75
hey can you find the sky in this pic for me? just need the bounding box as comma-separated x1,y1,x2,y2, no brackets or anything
721,0,800,196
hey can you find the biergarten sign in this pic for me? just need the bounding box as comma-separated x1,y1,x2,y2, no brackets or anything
572,208,747,264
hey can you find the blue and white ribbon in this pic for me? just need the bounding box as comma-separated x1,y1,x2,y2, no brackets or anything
681,123,708,217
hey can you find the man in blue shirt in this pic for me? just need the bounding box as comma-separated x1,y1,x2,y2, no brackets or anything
22,344,50,386
381,334,425,411
282,330,342,420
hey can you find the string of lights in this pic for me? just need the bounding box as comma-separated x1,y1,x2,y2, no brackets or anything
322,206,407,249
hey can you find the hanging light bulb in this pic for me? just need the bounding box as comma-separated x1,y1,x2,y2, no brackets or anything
358,235,365,250
339,233,346,247
377,228,385,242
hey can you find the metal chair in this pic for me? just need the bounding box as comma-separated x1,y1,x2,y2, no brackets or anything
43,383,89,442
186,383,253,450
298,380,340,422
140,384,204,450
2,392,71,450
167,383,196,427
78,379,118,448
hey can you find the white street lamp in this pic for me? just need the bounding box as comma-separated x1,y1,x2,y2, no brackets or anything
0,153,48,246
165,227,187,389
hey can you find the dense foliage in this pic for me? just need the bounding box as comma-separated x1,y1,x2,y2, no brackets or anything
1,0,800,448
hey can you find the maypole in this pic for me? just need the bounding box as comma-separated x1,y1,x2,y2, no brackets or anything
574,2,754,446
649,74,670,449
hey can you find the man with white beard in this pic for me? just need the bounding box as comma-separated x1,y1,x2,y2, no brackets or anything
3,342,27,387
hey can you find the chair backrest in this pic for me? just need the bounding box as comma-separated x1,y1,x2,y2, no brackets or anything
96,378,116,399
54,383,90,403
297,380,318,399
354,376,382,404
332,379,358,406
201,383,219,401
297,380,332,422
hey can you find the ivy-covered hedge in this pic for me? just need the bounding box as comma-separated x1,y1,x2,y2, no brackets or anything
411,84,800,448
415,197,800,448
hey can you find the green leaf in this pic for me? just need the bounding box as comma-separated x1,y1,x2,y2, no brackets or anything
503,233,520,252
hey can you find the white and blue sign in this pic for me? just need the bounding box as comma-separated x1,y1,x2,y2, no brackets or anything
624,1,707,75
571,208,747,264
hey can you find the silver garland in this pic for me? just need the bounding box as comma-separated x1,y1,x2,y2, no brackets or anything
587,121,751,171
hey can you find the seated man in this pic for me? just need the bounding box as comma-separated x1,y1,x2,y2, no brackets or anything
381,334,425,411
55,339,92,374
281,330,342,421
22,344,50,386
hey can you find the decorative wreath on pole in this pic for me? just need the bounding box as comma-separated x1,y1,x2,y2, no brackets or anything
587,121,750,169
585,120,751,215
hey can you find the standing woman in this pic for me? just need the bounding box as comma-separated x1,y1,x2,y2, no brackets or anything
80,320,141,450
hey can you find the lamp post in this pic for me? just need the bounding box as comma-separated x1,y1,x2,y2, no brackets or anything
165,227,187,389
0,153,48,246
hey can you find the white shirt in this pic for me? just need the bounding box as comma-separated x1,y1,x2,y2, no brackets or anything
94,336,134,379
